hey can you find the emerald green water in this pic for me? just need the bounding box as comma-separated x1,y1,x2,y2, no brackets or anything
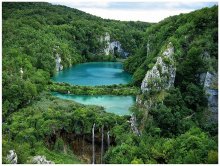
53,92,135,115
52,62,132,86
52,62,135,115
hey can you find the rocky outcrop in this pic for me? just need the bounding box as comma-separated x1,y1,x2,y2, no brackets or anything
53,45,63,72
134,42,176,134
201,72,218,123
100,32,129,58
136,95,142,105
6,150,17,164
101,32,111,55
109,41,122,54
141,42,176,93
55,53,63,72
129,113,140,136
30,155,54,164
109,41,129,58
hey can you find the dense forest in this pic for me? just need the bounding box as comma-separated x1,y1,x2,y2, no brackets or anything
2,2,218,164
3,2,149,119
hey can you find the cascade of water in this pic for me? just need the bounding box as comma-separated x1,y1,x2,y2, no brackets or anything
92,123,95,164
107,131,110,147
20,68,23,79
101,126,104,164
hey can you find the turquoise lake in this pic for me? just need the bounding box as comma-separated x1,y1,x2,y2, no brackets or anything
52,62,135,115
52,62,132,86
53,92,135,115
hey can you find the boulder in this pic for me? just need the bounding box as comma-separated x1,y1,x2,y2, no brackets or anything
6,150,17,164
31,155,54,164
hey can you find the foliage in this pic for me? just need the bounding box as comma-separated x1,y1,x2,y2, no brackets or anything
48,82,139,96
2,2,218,164
104,127,217,164
124,6,218,86
2,2,149,117
2,93,127,163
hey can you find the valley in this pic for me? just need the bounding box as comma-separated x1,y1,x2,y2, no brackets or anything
2,2,218,164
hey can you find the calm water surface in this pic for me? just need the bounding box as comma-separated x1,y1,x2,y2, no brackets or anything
53,92,135,115
52,62,135,115
52,62,132,86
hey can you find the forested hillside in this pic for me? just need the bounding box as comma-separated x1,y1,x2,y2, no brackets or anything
124,6,218,85
2,2,218,164
121,5,218,163
3,2,149,118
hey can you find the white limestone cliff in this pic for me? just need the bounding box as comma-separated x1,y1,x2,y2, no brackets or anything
100,32,129,57
201,71,218,122
129,113,140,136
100,32,111,55
55,53,63,71
141,42,176,93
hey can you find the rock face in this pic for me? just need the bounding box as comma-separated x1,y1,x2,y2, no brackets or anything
6,150,17,164
101,32,111,55
134,42,176,134
55,53,63,71
141,42,176,93
129,113,140,136
101,32,129,58
201,72,218,123
31,155,54,164
110,41,122,53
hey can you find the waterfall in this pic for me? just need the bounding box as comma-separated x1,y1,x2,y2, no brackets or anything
101,126,104,164
63,142,67,154
92,123,95,164
107,131,110,147
20,68,23,79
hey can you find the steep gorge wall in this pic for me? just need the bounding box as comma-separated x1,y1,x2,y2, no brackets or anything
141,42,176,93
134,40,218,135
201,72,218,122
131,42,176,135
128,6,218,132
100,32,129,58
